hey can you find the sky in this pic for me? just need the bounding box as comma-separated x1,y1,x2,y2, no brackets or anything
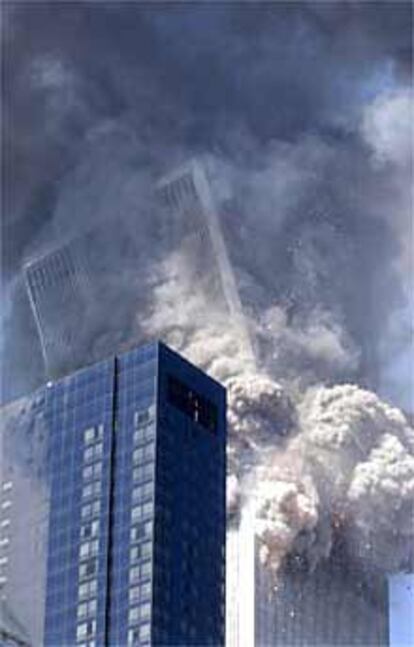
1,1,413,410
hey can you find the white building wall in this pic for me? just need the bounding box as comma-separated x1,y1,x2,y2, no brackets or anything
388,573,414,647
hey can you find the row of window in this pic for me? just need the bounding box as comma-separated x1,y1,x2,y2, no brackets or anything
81,500,101,520
76,429,103,644
133,425,155,445
130,559,152,583
76,619,96,642
128,601,151,624
131,501,153,522
130,521,152,543
79,538,99,560
77,598,97,620
83,462,102,482
130,540,152,562
132,463,153,483
132,482,153,503
79,557,97,581
127,413,154,644
84,442,103,464
82,481,102,501
78,578,97,600
129,581,151,603
132,443,155,465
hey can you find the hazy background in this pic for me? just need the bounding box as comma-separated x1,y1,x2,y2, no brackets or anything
1,1,412,410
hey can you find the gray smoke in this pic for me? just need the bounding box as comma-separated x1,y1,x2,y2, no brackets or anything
2,2,413,583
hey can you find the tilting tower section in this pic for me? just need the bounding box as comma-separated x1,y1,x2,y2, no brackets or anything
156,158,256,367
23,237,92,377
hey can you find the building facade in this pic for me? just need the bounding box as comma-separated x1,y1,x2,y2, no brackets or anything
226,517,389,647
1,342,226,647
24,235,93,377
156,158,256,367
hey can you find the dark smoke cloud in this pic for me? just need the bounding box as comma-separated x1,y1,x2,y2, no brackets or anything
1,1,412,410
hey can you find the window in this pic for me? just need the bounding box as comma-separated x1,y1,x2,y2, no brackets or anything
132,484,144,502
94,443,103,458
143,463,153,479
130,526,140,543
76,620,96,641
131,522,152,543
140,602,151,619
81,520,99,540
130,566,140,583
84,443,103,464
128,606,140,623
83,465,93,481
78,583,88,599
82,481,101,500
141,542,151,558
132,466,144,482
129,585,140,603
81,501,100,520
144,443,155,460
131,505,143,522
134,410,151,428
84,425,103,445
77,623,88,640
83,463,102,482
133,448,145,465
134,425,155,445
141,582,151,598
82,483,93,500
83,447,94,463
130,546,139,562
144,425,155,441
80,542,90,559
127,628,139,646
84,428,95,445
167,375,218,432
139,623,150,641
79,539,99,560
133,429,143,444
78,579,97,600
77,602,88,619
141,561,151,579
142,501,153,517
143,482,152,498
79,559,96,580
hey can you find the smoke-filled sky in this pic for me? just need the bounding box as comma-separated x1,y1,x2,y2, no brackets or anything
2,1,412,409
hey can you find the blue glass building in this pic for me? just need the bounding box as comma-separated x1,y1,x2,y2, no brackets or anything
43,341,226,646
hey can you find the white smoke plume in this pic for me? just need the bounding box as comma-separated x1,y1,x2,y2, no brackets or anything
252,384,414,576
134,217,414,578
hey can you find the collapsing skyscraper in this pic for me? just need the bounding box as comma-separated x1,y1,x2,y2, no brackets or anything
23,235,93,377
155,158,255,367
23,157,255,382
226,513,390,646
